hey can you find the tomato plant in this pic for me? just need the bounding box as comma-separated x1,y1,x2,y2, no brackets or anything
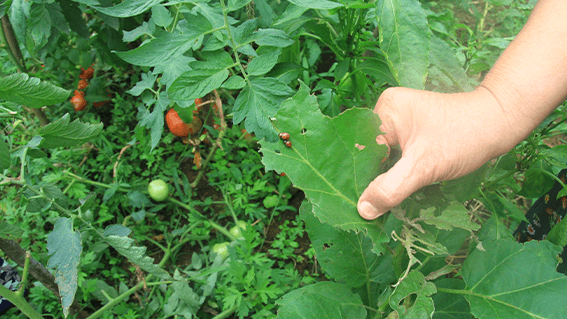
1,0,567,318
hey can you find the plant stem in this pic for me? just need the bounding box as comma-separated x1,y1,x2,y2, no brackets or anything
168,197,237,241
16,251,31,297
211,304,238,319
0,285,43,319
64,170,131,192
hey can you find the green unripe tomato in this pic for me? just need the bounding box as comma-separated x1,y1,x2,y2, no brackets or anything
212,242,230,259
229,221,248,240
148,179,169,201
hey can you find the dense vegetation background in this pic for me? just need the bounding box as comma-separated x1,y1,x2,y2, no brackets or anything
2,0,567,318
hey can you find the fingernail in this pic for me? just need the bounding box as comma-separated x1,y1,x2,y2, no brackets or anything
358,201,380,220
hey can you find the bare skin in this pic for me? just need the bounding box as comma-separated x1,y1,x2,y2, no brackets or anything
358,0,567,220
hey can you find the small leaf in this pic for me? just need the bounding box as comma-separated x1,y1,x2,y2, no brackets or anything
116,32,200,67
105,234,173,280
92,0,161,18
254,28,295,47
151,5,172,27
247,50,281,76
0,222,24,239
123,20,155,42
0,137,10,170
276,282,366,319
286,0,343,9
128,71,157,96
389,271,436,319
38,114,103,149
47,217,82,318
104,224,132,237
222,75,246,89
519,163,554,198
0,73,70,108
233,77,294,141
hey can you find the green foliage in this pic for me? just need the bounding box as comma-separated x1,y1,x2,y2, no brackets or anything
276,281,366,319
2,0,566,318
0,73,70,108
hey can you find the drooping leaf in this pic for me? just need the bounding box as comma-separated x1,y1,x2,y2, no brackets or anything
0,137,9,170
420,202,481,232
286,0,343,9
37,113,103,149
27,4,51,52
276,282,366,319
0,222,24,239
105,233,173,280
47,217,82,318
462,239,567,319
260,82,389,248
301,200,394,287
123,20,155,42
376,0,430,89
0,73,70,108
233,77,294,142
389,271,436,319
128,71,157,96
92,0,162,18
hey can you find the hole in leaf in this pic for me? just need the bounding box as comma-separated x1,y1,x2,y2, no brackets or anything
301,128,307,134
275,150,281,154
355,143,365,150
322,243,332,250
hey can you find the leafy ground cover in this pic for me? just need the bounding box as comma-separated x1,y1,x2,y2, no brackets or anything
1,0,567,318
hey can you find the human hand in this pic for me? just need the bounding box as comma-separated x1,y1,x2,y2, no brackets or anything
357,86,514,220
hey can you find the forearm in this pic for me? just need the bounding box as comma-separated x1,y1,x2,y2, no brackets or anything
479,0,567,151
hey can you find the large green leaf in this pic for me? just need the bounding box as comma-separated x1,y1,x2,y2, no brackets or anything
116,32,199,67
92,0,162,18
432,279,471,319
233,77,294,142
389,271,436,319
37,113,103,149
105,226,173,280
301,201,394,287
47,217,82,318
376,0,430,89
0,73,70,108
260,83,389,248
276,282,366,319
429,36,473,92
462,239,567,319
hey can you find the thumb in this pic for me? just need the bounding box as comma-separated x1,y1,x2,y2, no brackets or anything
357,154,429,220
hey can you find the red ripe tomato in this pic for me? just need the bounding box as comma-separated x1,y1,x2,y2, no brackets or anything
71,94,87,111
